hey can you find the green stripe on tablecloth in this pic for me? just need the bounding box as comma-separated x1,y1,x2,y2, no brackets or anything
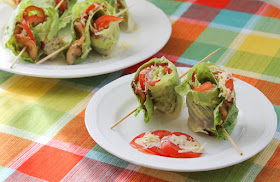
186,160,263,181
36,83,90,113
65,74,111,87
226,51,273,73
8,103,66,135
263,57,280,77
274,105,280,132
148,0,182,16
254,17,280,35
0,71,14,84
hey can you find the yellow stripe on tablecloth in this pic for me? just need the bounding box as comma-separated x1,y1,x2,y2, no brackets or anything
226,67,280,83
228,33,248,50
66,93,93,116
138,167,187,182
251,139,280,166
0,75,23,94
251,30,280,40
0,77,59,102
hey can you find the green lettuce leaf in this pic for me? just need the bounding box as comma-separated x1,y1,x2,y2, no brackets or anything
132,57,184,123
58,0,77,29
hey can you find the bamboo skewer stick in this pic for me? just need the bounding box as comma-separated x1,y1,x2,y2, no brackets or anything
10,46,26,69
36,43,70,65
223,128,243,155
55,0,65,10
179,48,221,78
62,15,72,21
110,48,220,129
115,5,133,17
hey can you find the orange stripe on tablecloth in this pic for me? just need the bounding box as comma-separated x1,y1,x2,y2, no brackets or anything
263,4,280,19
255,143,280,181
129,172,168,182
0,132,33,166
233,74,280,105
54,112,96,149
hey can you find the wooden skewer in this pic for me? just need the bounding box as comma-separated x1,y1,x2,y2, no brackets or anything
223,128,243,155
115,5,133,17
36,43,70,65
110,48,221,129
179,48,221,78
10,46,26,69
110,107,138,129
62,15,72,21
55,0,64,10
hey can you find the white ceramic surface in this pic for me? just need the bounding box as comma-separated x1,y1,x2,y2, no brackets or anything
0,0,171,78
85,68,277,172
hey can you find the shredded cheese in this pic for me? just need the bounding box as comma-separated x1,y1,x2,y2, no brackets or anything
168,134,204,153
135,131,161,149
209,65,234,102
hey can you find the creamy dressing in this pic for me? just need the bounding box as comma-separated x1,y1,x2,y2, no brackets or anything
167,134,204,153
135,131,161,149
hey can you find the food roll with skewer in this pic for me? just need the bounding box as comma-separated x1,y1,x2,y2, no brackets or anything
88,6,123,55
4,0,60,62
175,62,239,140
66,0,122,64
105,0,135,32
131,57,184,123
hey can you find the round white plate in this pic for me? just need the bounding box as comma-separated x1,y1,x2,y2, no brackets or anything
0,0,171,78
85,67,277,172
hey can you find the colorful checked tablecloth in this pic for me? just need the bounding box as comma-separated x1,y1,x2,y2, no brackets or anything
0,0,280,181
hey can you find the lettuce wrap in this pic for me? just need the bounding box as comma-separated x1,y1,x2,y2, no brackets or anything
4,0,59,62
65,0,101,64
87,1,122,55
105,0,136,32
132,57,184,123
175,63,239,140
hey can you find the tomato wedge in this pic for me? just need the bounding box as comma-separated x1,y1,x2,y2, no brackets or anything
23,6,46,25
138,71,146,91
193,81,215,91
225,78,234,91
21,19,35,42
161,132,203,158
56,0,68,13
95,15,123,31
192,69,197,82
129,133,157,155
152,130,171,139
163,66,172,74
85,3,102,15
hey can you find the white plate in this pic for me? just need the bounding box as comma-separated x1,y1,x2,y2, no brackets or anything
85,67,277,172
0,0,171,78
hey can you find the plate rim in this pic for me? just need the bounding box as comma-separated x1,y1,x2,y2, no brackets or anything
85,68,278,172
0,0,171,78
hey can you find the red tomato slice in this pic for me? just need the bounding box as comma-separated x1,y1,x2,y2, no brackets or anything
138,71,146,91
163,66,172,74
21,19,35,42
95,15,123,31
192,69,197,82
130,133,157,155
56,0,68,13
225,78,234,91
23,6,46,25
161,132,203,158
152,130,171,139
193,81,215,91
85,3,102,15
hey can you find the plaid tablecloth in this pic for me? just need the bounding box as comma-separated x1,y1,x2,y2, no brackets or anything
0,0,280,181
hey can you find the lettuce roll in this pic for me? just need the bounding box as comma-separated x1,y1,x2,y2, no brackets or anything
4,0,59,62
175,63,239,140
132,57,184,123
105,0,136,32
87,0,122,55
